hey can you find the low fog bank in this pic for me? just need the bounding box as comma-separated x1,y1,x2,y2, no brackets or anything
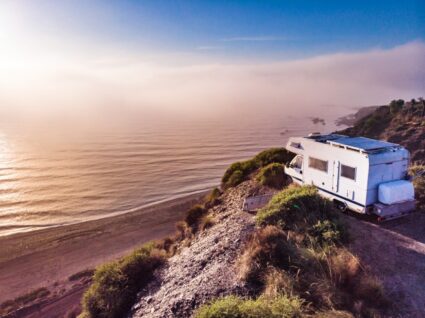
0,41,424,131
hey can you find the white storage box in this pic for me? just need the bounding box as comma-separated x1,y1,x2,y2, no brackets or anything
378,180,414,205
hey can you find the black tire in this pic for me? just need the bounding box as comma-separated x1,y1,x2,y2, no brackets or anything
334,200,347,212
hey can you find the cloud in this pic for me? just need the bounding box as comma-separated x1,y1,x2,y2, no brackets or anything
221,36,286,42
0,40,424,128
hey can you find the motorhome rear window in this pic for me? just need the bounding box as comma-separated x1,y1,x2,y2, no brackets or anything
308,157,328,172
341,164,356,180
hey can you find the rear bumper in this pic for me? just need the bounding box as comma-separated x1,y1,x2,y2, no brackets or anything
373,200,416,220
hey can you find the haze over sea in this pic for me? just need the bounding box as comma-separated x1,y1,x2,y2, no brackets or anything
0,110,345,236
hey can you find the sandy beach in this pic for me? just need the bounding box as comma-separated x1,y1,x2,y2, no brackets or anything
0,192,206,316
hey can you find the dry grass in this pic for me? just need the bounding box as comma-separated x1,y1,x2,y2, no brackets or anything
410,164,425,211
238,226,300,287
263,268,296,298
199,215,216,231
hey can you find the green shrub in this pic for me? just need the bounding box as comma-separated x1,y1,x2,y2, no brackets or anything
256,163,287,188
253,148,294,166
204,188,222,208
194,295,304,318
256,186,336,230
81,243,165,318
389,99,404,115
185,204,207,232
222,148,295,188
309,220,346,248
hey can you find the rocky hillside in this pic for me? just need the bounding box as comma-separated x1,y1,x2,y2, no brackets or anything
336,99,425,163
131,181,259,317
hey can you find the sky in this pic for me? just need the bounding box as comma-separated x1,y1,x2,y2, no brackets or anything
0,0,424,125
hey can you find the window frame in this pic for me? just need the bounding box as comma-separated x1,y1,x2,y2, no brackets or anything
340,164,356,181
308,156,328,173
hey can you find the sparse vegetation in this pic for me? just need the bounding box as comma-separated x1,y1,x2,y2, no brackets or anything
222,148,295,188
184,204,208,232
0,287,51,316
234,185,387,317
409,164,425,211
81,242,165,318
194,294,304,318
256,163,287,188
204,187,222,208
337,98,425,163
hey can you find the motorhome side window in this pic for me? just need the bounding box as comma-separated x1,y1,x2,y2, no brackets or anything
341,164,356,180
308,157,328,172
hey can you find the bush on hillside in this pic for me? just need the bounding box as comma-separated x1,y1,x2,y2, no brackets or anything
194,294,304,318
81,243,165,318
238,226,300,286
389,99,404,115
204,187,222,208
309,219,347,248
256,163,287,188
221,148,295,189
184,204,207,232
256,185,337,230
409,165,425,211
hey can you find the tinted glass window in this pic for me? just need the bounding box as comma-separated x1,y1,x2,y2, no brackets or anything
308,157,328,172
341,164,356,180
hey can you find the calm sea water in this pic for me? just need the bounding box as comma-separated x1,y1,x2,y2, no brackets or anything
0,112,345,236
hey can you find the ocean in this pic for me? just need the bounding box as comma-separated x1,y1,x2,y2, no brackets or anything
0,111,347,236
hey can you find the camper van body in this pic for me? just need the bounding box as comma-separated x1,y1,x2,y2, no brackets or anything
284,134,414,218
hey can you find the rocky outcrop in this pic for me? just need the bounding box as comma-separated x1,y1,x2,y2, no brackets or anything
131,181,262,318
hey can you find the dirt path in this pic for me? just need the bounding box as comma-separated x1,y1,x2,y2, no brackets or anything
347,213,425,317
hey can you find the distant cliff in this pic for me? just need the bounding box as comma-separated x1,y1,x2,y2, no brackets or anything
336,99,425,163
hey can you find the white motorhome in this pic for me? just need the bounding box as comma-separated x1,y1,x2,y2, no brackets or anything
284,133,415,220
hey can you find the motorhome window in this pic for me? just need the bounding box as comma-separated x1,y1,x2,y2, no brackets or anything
293,156,303,169
341,164,356,180
308,157,328,172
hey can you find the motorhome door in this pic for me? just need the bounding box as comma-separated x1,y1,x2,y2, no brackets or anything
288,155,304,183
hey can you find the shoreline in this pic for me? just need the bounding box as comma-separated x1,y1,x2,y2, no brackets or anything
0,190,207,304
0,189,212,238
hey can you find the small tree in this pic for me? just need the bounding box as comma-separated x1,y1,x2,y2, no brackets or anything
389,99,404,115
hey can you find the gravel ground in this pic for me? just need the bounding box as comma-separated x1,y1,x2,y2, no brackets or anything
347,213,425,317
131,181,259,318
